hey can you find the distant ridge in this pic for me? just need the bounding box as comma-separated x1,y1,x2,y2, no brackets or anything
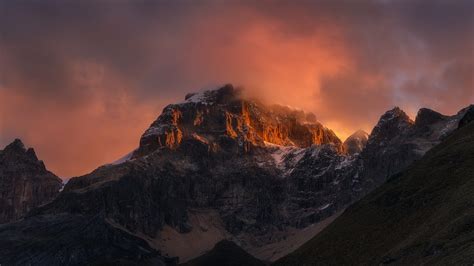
276,114,474,265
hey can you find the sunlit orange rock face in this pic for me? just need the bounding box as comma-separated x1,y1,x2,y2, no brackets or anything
135,84,343,157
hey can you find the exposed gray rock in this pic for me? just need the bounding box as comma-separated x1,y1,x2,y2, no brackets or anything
357,106,466,192
0,139,62,224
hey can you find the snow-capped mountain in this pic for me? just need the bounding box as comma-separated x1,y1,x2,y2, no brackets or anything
0,85,471,265
134,84,342,158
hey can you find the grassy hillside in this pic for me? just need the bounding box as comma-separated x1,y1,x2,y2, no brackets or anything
275,122,474,265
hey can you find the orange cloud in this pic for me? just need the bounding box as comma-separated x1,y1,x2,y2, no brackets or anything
0,1,472,177
0,66,163,177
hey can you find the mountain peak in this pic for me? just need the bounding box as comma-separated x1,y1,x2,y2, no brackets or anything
3,138,26,153
0,138,62,224
373,107,412,130
182,84,241,106
415,108,446,127
2,139,40,161
352,129,369,138
367,107,413,149
134,84,343,157
380,107,411,123
343,130,369,155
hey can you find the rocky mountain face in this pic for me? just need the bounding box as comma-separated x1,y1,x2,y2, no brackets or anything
276,114,474,266
343,130,368,155
0,139,62,224
0,85,471,265
41,85,348,259
356,106,470,193
134,84,342,158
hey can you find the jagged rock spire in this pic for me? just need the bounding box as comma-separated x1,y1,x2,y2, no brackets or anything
0,139,62,224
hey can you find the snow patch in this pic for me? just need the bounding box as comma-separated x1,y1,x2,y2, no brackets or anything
335,157,350,170
178,87,225,106
264,141,305,171
310,146,323,159
185,91,210,104
318,203,331,210
59,179,69,192
439,118,458,137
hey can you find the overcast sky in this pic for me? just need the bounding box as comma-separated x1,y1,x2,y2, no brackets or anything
0,0,473,178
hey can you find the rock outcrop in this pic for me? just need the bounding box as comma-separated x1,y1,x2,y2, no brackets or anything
0,139,62,224
357,106,467,192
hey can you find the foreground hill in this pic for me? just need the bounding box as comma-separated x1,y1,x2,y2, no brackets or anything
0,139,62,224
181,240,265,266
275,119,474,265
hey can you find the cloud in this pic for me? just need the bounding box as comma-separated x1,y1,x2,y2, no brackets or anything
0,0,472,177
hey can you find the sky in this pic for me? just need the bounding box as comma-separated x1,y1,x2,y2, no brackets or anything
0,0,473,178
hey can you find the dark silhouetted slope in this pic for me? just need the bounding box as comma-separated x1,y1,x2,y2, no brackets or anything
275,121,474,265
0,214,175,265
182,240,265,266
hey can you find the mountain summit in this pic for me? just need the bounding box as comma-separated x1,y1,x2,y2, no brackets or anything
0,139,62,224
343,130,369,155
135,84,342,157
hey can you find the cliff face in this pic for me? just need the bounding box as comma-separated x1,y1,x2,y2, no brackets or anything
58,85,346,242
358,106,468,192
275,114,474,266
135,85,342,157
0,139,62,224
0,85,471,265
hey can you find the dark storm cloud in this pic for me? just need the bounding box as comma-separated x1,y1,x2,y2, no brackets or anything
0,0,472,176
